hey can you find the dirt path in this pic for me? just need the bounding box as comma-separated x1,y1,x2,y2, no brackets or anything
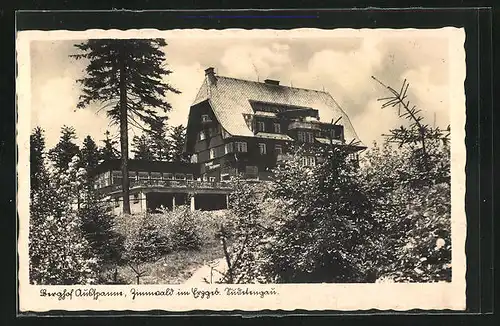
184,258,228,284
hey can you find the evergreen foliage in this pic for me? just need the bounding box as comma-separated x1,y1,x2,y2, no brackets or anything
29,155,99,285
48,125,80,171
131,134,155,161
72,38,180,214
30,127,46,194
169,124,189,163
99,130,120,161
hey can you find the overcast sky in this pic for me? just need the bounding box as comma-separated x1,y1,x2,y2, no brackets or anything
29,29,454,150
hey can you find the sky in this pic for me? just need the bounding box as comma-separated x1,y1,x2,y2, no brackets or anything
29,29,454,150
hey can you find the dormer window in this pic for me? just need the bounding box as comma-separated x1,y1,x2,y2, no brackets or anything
298,131,315,143
201,114,212,123
257,121,265,132
199,131,206,141
225,142,234,154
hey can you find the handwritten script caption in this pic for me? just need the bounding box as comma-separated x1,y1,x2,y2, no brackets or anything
39,287,279,301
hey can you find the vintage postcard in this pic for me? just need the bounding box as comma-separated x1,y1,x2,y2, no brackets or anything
17,27,466,312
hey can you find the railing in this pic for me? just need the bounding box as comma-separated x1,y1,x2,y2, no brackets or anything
276,154,294,162
288,121,321,130
109,179,233,192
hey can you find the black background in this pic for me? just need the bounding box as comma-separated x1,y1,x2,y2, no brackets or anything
1,2,495,325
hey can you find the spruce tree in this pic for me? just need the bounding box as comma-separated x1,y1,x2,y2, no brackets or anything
80,135,100,181
72,39,180,214
169,124,188,163
131,134,155,161
100,130,120,162
146,116,171,161
48,125,80,171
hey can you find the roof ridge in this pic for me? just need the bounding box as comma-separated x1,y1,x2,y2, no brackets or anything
215,75,331,94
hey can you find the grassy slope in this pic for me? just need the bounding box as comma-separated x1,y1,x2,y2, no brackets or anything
116,239,223,284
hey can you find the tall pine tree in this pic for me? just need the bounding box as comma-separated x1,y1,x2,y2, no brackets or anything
48,125,80,171
72,39,180,214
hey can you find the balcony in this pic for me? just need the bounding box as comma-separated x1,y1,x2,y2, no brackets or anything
288,121,321,131
276,154,294,162
109,179,232,193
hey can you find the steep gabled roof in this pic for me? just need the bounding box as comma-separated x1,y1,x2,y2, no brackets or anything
192,74,364,146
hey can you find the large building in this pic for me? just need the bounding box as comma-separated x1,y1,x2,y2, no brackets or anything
184,67,366,182
92,67,366,213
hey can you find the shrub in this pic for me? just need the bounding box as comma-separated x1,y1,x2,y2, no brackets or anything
78,194,124,266
115,213,171,284
166,206,203,251
359,141,451,282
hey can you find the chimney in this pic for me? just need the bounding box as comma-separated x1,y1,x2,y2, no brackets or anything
205,67,216,85
264,79,280,86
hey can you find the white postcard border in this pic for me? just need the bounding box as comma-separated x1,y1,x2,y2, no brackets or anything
16,27,467,312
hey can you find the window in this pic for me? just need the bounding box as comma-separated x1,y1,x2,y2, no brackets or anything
163,173,173,180
209,176,216,182
258,143,267,155
138,171,149,181
128,171,136,182
103,171,110,187
175,174,186,180
201,114,211,122
186,174,194,181
306,132,315,143
151,172,162,180
300,156,316,167
112,170,122,185
191,154,198,163
209,148,216,160
257,121,265,132
133,194,139,204
297,131,314,143
235,141,248,152
273,123,281,133
202,174,208,182
297,131,306,142
199,131,206,141
275,144,283,155
245,166,259,178
225,142,234,154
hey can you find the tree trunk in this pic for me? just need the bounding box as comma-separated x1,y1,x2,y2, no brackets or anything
119,51,131,215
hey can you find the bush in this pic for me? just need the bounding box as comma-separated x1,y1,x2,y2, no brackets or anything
165,206,203,251
78,195,124,266
359,141,451,282
114,213,171,284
